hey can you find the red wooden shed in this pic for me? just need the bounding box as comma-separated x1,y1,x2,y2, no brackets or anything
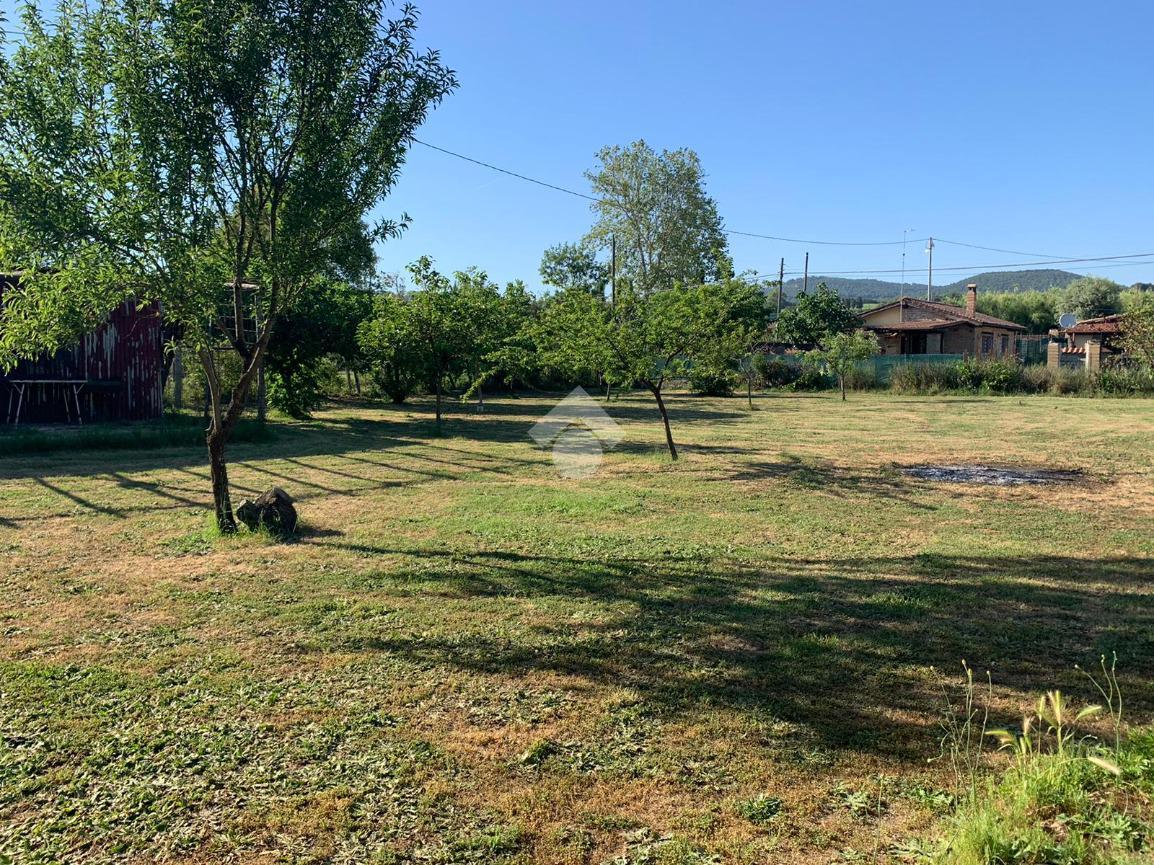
1,274,164,424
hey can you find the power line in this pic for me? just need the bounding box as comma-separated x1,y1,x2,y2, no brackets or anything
726,228,921,246
761,251,1154,278
934,238,1070,259
414,139,1143,271
413,139,930,247
412,138,598,202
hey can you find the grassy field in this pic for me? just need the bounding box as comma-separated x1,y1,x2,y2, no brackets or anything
1,392,1152,864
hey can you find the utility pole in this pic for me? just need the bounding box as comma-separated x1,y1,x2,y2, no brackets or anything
900,228,915,323
926,236,934,300
776,257,784,315
803,252,809,294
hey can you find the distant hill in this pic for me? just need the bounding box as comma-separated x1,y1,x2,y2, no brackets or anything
778,269,1083,302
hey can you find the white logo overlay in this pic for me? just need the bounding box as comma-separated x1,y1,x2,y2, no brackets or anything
529,387,624,479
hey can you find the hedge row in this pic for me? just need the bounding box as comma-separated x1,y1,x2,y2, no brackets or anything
750,356,1154,397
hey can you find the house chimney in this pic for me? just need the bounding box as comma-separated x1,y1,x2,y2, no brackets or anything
965,284,977,317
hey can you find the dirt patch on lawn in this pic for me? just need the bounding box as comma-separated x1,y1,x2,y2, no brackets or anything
901,464,1084,486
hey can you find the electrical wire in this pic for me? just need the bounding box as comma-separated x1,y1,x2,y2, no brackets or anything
412,139,598,202
757,251,1154,278
413,139,932,247
933,238,1070,259
417,138,1135,269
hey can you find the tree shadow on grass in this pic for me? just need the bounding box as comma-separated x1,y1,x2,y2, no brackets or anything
307,540,1154,759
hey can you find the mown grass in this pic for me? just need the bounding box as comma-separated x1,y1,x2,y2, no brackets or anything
0,412,272,456
1,391,1152,863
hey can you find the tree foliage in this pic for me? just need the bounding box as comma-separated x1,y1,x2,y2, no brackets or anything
536,278,765,459
265,277,373,418
973,290,1060,333
539,242,608,297
357,258,537,418
807,330,880,401
1120,296,1154,371
583,140,730,293
1061,277,1124,320
773,283,859,346
0,0,455,530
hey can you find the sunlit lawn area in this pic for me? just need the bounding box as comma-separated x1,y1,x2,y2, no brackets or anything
2,392,1152,863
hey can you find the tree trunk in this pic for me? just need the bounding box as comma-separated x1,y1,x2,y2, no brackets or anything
345,369,352,392
198,334,270,535
747,374,753,410
207,430,236,533
477,384,484,413
434,376,443,429
839,374,846,401
605,379,612,401
651,385,678,461
353,370,361,396
256,357,267,423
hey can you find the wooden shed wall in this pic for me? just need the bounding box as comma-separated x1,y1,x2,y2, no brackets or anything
1,287,164,423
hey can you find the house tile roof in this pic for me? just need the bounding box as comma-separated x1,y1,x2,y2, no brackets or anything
870,319,963,331
1063,314,1124,334
860,297,1026,331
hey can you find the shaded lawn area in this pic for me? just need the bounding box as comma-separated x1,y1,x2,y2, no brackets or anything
1,392,1152,864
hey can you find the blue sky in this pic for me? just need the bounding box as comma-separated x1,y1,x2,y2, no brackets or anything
5,0,1153,290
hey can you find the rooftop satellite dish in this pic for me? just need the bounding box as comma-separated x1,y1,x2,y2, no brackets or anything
1058,312,1078,329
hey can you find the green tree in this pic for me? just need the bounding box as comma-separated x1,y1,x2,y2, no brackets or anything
538,278,764,460
975,290,1060,333
539,242,609,297
0,0,455,531
773,283,859,346
404,257,466,428
584,140,730,293
1120,295,1154,371
807,330,880,401
357,292,425,404
1061,277,1123,319
265,277,374,418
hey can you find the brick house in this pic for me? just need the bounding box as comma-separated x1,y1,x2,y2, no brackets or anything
1047,314,1126,371
859,284,1025,357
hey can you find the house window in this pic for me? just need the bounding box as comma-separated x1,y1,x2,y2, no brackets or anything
981,333,994,356
1000,334,1010,355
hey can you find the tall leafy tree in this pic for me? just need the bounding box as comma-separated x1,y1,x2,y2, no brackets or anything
0,0,455,531
404,257,466,428
773,283,859,347
583,140,730,293
1061,276,1123,319
1120,296,1154,371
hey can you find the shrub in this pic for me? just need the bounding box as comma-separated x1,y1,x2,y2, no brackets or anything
980,359,1020,393
890,362,961,394
843,365,881,391
754,355,802,388
1018,365,1054,394
1095,366,1154,396
689,362,739,396
791,364,831,391
1050,367,1092,395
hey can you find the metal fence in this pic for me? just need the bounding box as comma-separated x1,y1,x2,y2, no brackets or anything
1017,336,1052,366
858,354,965,383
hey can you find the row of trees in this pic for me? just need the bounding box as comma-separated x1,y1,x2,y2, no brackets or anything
354,261,769,460
959,276,1149,333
